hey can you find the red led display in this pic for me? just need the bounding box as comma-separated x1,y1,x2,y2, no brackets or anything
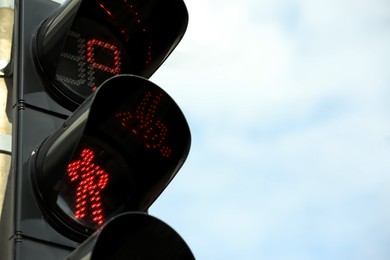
86,38,121,90
67,148,109,226
56,31,122,92
35,0,189,113
86,39,121,75
115,91,172,157
53,1,155,104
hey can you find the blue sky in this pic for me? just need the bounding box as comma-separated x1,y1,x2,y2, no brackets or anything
149,0,390,259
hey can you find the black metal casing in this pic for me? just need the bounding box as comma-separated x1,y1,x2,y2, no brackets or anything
3,0,192,258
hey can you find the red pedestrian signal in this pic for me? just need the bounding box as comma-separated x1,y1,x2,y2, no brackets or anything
31,75,191,241
67,148,109,227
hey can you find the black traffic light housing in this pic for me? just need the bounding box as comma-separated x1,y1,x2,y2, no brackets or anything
33,0,188,110
30,75,191,242
15,0,188,115
1,0,193,258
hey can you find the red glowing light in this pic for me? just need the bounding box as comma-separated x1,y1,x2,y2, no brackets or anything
86,39,121,75
67,148,109,226
121,0,153,63
56,31,123,93
98,2,113,17
115,92,172,157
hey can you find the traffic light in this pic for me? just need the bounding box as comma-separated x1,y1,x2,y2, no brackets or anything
1,0,193,259
30,75,191,242
32,0,188,111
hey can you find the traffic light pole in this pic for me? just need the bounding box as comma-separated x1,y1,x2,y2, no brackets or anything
2,1,76,258
0,1,14,259
0,0,13,223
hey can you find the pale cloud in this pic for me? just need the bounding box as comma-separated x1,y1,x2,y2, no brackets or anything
155,0,390,133
152,0,390,259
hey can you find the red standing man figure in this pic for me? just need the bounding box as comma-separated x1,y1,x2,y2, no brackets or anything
67,148,109,226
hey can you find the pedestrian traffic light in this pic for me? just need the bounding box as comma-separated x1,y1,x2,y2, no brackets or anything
30,75,191,242
1,0,193,259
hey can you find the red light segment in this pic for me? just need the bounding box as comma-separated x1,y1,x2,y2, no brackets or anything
86,39,121,75
115,92,172,157
122,0,146,29
67,148,109,226
120,0,153,63
56,31,122,93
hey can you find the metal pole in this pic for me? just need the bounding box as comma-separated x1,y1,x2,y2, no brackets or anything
0,0,14,221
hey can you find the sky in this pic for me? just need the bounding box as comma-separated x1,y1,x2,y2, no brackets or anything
148,0,390,259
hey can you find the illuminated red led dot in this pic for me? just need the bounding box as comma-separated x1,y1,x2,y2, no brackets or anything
86,39,121,75
115,92,172,157
67,148,109,226
121,0,153,64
